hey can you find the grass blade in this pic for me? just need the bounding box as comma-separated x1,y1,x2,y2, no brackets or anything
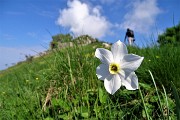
162,85,169,120
139,85,150,120
148,70,164,119
171,81,180,119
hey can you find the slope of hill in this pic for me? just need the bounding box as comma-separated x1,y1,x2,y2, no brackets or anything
0,40,179,119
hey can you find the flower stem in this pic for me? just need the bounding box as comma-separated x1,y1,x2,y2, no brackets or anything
148,70,164,119
139,85,150,120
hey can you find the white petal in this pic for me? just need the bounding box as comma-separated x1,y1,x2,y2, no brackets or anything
119,69,132,80
121,54,144,71
104,74,121,95
121,72,138,90
111,40,128,63
96,64,110,80
95,48,114,64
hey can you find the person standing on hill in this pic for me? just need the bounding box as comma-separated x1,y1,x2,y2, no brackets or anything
124,28,135,45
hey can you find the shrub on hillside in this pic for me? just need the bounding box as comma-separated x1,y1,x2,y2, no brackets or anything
158,22,180,46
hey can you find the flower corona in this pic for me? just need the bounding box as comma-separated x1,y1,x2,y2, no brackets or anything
109,63,120,74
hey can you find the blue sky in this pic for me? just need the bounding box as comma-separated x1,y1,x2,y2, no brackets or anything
0,0,180,70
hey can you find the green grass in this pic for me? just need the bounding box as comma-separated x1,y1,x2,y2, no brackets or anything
0,42,179,119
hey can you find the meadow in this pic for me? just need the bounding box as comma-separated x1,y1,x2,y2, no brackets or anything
0,40,179,120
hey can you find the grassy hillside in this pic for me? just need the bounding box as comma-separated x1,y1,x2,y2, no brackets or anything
0,41,179,119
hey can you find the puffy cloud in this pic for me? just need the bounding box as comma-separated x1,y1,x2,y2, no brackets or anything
56,0,110,38
120,0,162,34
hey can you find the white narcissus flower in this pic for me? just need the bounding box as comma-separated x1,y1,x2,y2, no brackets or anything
95,40,144,95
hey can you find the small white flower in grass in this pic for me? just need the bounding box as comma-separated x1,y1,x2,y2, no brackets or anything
95,40,144,95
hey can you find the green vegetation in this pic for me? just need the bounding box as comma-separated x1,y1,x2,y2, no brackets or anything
158,23,180,46
50,34,96,49
52,33,73,43
50,34,73,49
0,39,179,119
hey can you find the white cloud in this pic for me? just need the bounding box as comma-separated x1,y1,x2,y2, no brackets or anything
0,46,47,70
56,0,110,38
120,0,162,34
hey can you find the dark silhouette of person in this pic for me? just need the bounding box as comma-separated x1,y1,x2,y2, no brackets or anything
124,28,135,45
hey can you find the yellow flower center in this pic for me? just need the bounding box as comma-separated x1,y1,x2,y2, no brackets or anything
109,63,120,74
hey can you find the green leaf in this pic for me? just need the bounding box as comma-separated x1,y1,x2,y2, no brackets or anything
44,117,54,120
58,113,72,120
139,82,152,90
78,106,89,118
150,96,158,103
52,98,70,111
81,112,89,118
87,89,97,95
99,88,107,104
72,99,79,106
